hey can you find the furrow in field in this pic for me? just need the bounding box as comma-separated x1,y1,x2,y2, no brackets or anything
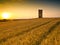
0,18,60,45
32,21,60,45
0,19,51,44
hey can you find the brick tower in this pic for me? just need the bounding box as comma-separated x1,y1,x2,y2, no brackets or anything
38,9,43,18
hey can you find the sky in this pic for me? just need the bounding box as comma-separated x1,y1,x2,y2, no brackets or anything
0,0,60,19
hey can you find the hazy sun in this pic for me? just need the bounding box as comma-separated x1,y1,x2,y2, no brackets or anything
2,12,11,19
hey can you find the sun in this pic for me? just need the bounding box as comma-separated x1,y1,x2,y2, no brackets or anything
2,12,11,19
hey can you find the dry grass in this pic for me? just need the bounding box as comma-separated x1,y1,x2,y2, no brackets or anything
0,18,60,45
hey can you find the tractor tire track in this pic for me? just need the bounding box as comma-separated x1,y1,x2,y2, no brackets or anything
32,21,60,45
0,20,52,44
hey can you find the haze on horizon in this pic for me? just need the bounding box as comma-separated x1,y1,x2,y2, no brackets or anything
0,0,60,19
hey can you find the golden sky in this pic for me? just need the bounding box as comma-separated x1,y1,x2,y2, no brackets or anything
0,0,60,19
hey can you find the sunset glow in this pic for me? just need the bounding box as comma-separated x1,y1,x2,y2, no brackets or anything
2,12,11,19
0,0,60,19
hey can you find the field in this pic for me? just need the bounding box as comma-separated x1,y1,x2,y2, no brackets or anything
0,18,60,45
